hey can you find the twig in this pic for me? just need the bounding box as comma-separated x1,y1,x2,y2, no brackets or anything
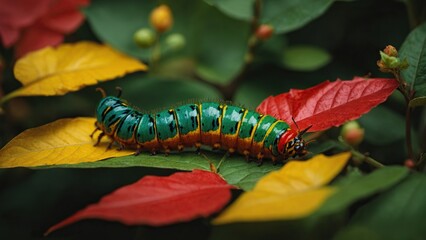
150,32,162,72
338,136,384,168
393,70,414,160
351,150,384,168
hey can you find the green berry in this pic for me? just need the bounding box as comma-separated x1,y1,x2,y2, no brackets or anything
165,33,185,50
133,28,156,48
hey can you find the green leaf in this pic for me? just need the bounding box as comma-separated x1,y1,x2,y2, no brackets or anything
316,166,409,216
84,0,203,59
307,140,347,155
340,173,426,240
213,153,350,224
409,96,426,108
331,167,364,187
49,152,281,191
282,45,331,71
215,157,283,191
193,4,250,85
358,106,405,145
333,226,382,240
119,74,221,110
84,0,155,59
85,0,250,85
261,0,334,34
400,23,426,97
204,0,254,21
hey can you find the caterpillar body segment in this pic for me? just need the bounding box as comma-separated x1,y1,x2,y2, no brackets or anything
94,95,308,164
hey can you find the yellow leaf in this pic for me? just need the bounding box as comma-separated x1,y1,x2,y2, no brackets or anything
0,118,133,168
0,41,147,104
213,152,351,224
214,188,335,224
254,153,350,194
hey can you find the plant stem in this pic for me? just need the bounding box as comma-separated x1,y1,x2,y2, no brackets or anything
405,103,413,159
338,136,384,168
393,70,414,160
150,32,162,72
351,149,385,168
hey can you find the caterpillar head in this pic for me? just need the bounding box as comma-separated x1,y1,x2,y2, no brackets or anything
284,136,307,158
277,125,312,159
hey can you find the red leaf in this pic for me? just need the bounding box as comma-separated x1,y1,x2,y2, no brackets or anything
46,170,234,235
15,25,64,58
256,77,398,132
38,0,88,33
0,0,52,47
0,0,89,57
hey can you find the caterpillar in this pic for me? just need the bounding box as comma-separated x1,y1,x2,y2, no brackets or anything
91,88,310,164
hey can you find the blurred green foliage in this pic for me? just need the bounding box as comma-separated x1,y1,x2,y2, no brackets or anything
1,0,426,239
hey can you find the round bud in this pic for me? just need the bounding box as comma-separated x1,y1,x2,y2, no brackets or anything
165,33,186,50
341,121,365,146
404,159,415,169
384,45,398,57
150,4,173,33
133,28,156,48
255,24,274,40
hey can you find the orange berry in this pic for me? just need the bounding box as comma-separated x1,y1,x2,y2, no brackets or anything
150,4,173,33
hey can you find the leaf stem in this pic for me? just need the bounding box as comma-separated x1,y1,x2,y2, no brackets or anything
393,70,415,160
150,32,162,72
216,152,230,173
0,91,17,107
351,149,385,168
405,103,413,159
338,136,384,168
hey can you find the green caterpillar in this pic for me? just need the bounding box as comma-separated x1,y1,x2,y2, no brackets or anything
92,88,310,164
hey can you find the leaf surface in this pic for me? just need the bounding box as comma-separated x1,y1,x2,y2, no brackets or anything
261,0,334,34
400,23,426,97
84,0,249,85
46,170,234,234
68,153,282,191
358,106,405,145
14,0,89,58
256,77,398,132
336,173,426,240
0,0,88,58
0,117,133,168
282,45,331,71
316,166,409,216
409,96,426,107
213,152,350,224
0,116,280,190
192,3,250,84
1,41,146,104
204,0,254,21
0,0,51,47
